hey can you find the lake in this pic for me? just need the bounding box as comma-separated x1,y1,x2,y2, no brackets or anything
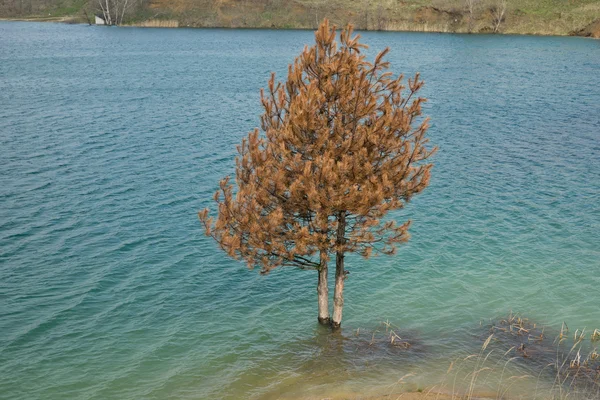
0,21,599,399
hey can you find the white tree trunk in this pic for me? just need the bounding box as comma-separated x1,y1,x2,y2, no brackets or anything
332,212,346,329
105,0,112,25
118,0,130,25
493,0,507,33
317,251,330,325
97,0,131,25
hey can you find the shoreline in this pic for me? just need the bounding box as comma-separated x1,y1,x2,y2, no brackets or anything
281,391,475,400
308,390,499,399
0,16,69,22
0,17,598,39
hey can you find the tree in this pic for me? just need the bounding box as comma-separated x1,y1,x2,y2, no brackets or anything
97,0,132,25
465,0,480,33
199,19,435,328
491,0,507,33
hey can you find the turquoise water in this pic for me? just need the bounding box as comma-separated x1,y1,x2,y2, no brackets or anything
1,22,599,399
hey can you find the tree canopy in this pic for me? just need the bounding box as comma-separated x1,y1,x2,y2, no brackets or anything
200,19,435,327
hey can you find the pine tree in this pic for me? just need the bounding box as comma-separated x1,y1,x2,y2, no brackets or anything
199,19,435,328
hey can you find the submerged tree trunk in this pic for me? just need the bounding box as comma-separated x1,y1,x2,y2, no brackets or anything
332,250,345,328
332,212,346,329
317,250,330,325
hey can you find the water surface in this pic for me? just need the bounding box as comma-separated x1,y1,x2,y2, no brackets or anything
1,22,599,399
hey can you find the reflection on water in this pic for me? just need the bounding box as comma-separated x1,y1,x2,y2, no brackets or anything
231,317,599,399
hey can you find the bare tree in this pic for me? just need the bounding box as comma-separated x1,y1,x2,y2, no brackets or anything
97,0,131,25
491,0,507,33
83,9,93,25
465,0,479,33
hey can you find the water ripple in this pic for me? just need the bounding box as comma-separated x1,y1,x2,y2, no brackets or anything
0,22,599,400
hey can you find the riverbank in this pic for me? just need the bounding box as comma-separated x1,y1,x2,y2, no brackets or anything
1,0,600,37
0,16,69,22
2,16,600,39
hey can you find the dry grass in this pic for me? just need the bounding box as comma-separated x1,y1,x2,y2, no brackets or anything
127,19,179,28
487,313,600,399
3,0,600,35
284,316,599,400
142,0,600,36
384,20,457,33
404,314,600,400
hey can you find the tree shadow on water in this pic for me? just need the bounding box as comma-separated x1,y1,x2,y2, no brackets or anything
308,321,429,370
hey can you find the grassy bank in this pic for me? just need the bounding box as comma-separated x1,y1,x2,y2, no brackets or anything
1,0,600,36
154,0,600,36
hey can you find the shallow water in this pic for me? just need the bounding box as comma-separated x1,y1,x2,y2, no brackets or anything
0,22,599,399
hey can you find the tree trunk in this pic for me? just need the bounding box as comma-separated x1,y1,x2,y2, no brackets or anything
317,250,330,325
332,212,346,329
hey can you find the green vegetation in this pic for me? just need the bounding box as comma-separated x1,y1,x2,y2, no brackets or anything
1,0,599,36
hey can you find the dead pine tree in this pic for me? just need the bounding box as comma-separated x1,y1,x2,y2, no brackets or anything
199,19,436,329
